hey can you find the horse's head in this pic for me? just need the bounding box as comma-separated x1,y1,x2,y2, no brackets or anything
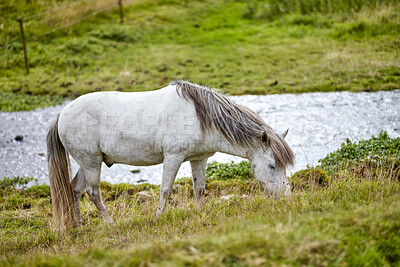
251,129,292,196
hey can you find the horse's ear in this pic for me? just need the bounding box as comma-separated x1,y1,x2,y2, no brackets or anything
261,131,269,146
281,128,289,139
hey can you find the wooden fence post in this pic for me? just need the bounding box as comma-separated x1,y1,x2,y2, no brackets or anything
17,18,29,74
118,0,124,24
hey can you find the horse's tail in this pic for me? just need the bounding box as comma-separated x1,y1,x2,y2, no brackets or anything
47,114,78,230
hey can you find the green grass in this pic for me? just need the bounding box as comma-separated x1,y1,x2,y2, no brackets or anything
5,195,400,266
1,167,399,265
1,0,399,111
1,133,399,265
263,0,399,18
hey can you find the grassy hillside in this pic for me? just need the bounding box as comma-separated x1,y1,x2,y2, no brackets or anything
1,133,399,265
1,0,399,111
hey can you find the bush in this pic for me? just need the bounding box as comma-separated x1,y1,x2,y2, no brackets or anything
318,131,400,172
206,161,252,181
0,176,36,190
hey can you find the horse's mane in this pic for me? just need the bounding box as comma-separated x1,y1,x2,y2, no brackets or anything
172,80,294,167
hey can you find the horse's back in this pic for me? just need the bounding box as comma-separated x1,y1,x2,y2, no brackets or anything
61,88,172,116
59,86,180,132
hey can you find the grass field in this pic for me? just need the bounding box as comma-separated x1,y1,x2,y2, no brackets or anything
1,0,399,111
1,133,399,266
1,163,400,266
1,1,399,265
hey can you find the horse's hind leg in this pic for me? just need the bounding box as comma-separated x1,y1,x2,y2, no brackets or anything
71,168,85,225
81,162,113,224
190,158,208,206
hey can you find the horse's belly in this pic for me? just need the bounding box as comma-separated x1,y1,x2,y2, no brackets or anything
102,142,164,167
104,154,164,167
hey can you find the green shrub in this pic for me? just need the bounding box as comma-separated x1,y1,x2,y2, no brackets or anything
319,131,400,172
206,161,252,181
0,176,36,190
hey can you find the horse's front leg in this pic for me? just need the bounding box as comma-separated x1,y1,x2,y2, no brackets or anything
156,154,184,217
190,158,208,206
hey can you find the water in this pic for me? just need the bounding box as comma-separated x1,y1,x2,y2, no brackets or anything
1,90,399,185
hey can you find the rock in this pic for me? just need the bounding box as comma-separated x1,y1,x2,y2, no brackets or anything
14,135,23,141
137,191,153,197
216,194,236,203
220,194,235,200
130,169,141,174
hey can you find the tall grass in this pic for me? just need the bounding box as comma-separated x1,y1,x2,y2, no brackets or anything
0,0,151,48
265,0,399,17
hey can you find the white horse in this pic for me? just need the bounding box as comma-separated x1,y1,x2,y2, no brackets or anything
47,80,294,229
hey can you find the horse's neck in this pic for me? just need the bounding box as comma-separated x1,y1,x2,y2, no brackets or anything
207,132,253,160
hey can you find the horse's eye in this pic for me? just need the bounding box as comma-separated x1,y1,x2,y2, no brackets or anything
268,163,275,169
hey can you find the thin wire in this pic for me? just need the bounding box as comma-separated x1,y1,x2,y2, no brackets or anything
1,2,117,49
1,0,87,27
21,0,90,22
27,3,117,41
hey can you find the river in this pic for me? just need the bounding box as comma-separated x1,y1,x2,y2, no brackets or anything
1,90,399,185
